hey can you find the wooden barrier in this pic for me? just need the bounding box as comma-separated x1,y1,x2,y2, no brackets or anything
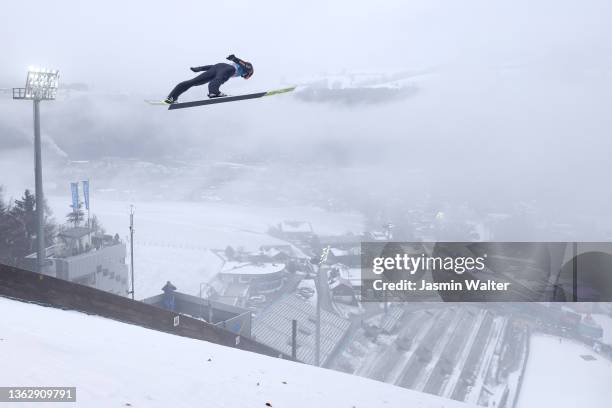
0,264,292,360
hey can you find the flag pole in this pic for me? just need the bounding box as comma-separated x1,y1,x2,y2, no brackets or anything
87,179,91,231
129,205,135,300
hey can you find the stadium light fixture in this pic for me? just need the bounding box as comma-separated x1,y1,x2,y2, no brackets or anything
14,67,60,100
13,66,60,273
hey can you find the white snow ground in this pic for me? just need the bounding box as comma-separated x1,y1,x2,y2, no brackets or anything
516,335,612,408
47,196,363,299
0,297,473,408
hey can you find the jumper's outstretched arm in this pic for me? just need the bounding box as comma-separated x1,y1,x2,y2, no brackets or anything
190,65,213,72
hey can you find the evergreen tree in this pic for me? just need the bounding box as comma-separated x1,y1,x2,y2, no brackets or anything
11,189,36,241
0,212,28,266
10,190,37,255
0,190,29,266
2,189,56,265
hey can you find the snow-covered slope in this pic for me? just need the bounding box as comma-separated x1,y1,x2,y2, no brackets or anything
0,297,473,408
516,335,612,408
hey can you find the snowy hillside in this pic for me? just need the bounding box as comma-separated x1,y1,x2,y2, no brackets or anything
516,335,612,408
0,297,474,408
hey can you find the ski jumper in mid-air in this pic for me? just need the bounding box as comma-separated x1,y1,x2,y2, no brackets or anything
164,54,254,104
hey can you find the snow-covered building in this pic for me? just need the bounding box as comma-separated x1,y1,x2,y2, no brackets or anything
330,263,362,294
25,226,129,296
276,220,315,243
330,277,356,304
327,246,361,267
219,262,287,294
366,230,391,241
260,244,308,259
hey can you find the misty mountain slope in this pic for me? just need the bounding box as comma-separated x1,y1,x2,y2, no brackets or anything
0,297,475,408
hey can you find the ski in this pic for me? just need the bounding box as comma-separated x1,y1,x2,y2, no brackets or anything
164,87,295,110
144,100,170,106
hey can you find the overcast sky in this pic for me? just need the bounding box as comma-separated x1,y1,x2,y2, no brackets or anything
1,0,612,230
1,0,609,91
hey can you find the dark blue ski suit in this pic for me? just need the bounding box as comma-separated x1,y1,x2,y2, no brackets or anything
167,63,239,100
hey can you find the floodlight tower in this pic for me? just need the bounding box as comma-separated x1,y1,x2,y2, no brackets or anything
13,67,60,273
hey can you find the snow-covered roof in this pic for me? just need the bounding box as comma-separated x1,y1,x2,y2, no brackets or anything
329,247,361,257
333,263,362,286
260,243,309,259
260,244,293,251
330,247,349,256
221,262,286,276
279,220,313,233
369,231,389,240
262,248,282,258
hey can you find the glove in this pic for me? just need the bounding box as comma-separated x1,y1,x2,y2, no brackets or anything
226,54,237,62
190,67,198,72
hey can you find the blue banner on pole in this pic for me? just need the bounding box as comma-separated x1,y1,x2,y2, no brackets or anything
82,180,90,210
70,182,79,210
